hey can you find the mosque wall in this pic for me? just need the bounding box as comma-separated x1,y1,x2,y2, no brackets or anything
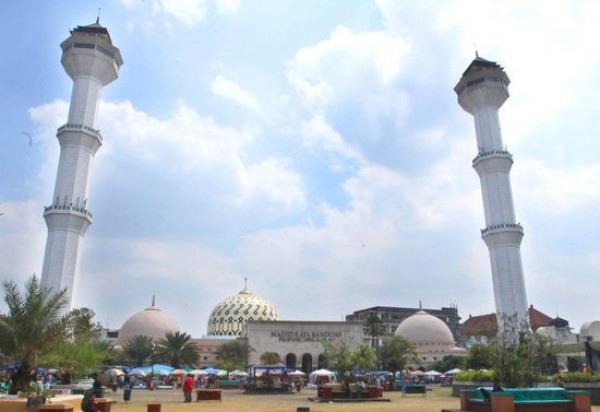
245,320,366,371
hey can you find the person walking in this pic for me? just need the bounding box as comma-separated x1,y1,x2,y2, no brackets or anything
182,374,194,403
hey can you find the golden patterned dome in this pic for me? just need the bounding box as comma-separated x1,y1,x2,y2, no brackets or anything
207,281,279,336
118,296,181,344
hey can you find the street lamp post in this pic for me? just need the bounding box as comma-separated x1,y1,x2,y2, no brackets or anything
150,342,156,390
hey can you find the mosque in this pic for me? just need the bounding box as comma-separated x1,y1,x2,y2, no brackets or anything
41,20,600,374
113,279,471,371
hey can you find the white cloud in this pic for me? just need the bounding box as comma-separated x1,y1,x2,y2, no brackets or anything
287,26,410,110
211,75,262,113
159,0,208,25
240,158,307,211
514,158,600,215
216,0,241,14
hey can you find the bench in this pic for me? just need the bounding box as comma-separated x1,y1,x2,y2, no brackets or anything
196,389,222,401
459,387,591,412
320,383,382,400
216,379,242,389
398,383,427,397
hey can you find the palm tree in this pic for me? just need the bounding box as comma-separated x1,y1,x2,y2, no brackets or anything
0,276,70,393
363,314,385,348
215,339,253,371
121,335,154,366
155,331,199,368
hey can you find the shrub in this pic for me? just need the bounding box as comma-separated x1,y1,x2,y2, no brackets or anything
455,370,495,382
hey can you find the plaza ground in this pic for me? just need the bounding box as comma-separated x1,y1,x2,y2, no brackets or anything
102,385,600,412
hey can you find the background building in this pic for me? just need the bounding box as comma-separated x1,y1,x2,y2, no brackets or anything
346,305,461,340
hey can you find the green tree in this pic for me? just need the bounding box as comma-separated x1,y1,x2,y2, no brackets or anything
121,335,154,366
215,339,253,371
69,307,103,339
351,344,378,372
363,314,385,348
260,352,282,364
155,331,199,368
466,344,495,370
379,336,418,372
431,355,465,373
530,333,558,376
321,340,354,379
320,339,377,383
43,338,112,383
492,313,533,388
0,276,70,393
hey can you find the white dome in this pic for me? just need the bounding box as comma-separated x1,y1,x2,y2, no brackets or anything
207,286,278,336
394,310,455,344
118,298,181,344
580,321,600,341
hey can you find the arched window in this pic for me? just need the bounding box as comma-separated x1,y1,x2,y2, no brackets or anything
286,353,297,369
301,353,313,374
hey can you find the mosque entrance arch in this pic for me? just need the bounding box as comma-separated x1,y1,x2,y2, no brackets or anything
301,353,312,374
317,353,327,369
285,353,297,369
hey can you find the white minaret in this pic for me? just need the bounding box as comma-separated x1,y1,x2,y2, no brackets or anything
454,56,529,327
41,20,123,309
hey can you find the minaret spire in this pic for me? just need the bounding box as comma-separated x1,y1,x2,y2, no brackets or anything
40,22,123,310
454,56,529,329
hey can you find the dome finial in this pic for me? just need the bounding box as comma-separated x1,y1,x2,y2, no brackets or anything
244,277,248,290
419,300,422,310
96,8,101,24
151,294,156,307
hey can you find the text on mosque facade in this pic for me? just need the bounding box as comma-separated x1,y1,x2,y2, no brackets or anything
270,330,343,342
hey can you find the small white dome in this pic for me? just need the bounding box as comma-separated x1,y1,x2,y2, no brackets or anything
395,310,455,344
118,297,181,344
207,285,278,336
580,321,600,341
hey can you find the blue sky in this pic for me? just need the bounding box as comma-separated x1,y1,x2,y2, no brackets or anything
2,0,600,338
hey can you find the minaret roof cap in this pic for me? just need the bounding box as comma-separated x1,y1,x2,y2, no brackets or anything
462,56,504,77
71,21,113,44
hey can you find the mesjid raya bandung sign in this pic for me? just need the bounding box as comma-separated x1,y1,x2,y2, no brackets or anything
270,330,343,342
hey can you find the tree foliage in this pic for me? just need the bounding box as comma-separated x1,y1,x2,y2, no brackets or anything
259,352,281,365
120,335,154,367
0,276,70,392
215,339,253,371
466,344,495,370
321,339,377,381
42,338,112,383
363,314,385,348
379,336,418,372
491,313,559,387
69,307,103,340
431,355,465,374
155,331,199,368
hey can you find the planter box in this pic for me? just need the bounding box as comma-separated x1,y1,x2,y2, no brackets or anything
452,380,600,406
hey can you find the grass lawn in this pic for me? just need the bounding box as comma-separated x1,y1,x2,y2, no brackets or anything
106,385,461,412
104,385,600,412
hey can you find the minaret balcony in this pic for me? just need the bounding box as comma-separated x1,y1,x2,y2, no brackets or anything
481,222,523,236
472,150,513,174
44,203,93,221
57,123,103,142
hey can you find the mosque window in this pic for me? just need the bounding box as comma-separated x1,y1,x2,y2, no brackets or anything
74,42,95,49
97,45,114,58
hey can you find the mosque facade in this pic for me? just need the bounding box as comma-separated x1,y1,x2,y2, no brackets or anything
244,320,365,372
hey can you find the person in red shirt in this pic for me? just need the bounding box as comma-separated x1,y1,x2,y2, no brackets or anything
182,374,195,403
